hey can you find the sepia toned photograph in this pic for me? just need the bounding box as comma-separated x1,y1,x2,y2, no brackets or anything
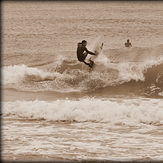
2,1,163,162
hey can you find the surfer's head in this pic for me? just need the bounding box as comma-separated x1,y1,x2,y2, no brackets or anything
82,40,87,46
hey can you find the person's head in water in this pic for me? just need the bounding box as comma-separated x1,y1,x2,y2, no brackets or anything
82,40,87,46
125,39,132,47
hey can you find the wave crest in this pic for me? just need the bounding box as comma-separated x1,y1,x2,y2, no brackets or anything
2,44,163,96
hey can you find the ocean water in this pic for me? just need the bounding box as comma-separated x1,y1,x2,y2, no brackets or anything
2,1,163,162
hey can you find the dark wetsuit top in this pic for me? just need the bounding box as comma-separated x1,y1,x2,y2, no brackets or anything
125,42,132,47
77,43,95,62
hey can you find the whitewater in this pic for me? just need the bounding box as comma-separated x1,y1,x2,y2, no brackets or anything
2,1,163,162
3,44,163,96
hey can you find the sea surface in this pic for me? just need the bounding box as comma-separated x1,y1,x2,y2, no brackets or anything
2,1,163,162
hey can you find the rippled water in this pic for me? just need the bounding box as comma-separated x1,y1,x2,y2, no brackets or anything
2,1,163,162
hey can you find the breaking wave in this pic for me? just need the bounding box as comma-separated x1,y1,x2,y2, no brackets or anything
3,98,163,125
2,44,163,97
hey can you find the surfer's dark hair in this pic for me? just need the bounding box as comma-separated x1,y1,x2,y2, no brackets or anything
82,40,87,44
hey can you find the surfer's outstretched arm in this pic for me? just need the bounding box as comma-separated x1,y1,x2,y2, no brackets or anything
85,48,96,55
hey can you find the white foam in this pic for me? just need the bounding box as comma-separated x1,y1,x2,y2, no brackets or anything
117,58,163,82
2,54,163,92
3,98,163,125
158,91,163,96
2,64,62,84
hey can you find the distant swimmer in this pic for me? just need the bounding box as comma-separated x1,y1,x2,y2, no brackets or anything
125,39,132,47
77,40,96,68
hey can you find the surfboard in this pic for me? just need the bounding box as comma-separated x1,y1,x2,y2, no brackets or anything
86,35,104,70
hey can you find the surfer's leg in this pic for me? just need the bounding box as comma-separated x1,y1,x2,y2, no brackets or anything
89,60,94,68
83,61,90,66
83,61,94,68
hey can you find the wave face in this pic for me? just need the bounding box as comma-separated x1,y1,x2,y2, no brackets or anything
3,98,163,125
2,44,163,97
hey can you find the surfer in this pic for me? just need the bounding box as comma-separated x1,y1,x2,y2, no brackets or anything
125,39,132,47
77,40,96,68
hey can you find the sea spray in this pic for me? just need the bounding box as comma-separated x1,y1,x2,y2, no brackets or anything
2,44,163,96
